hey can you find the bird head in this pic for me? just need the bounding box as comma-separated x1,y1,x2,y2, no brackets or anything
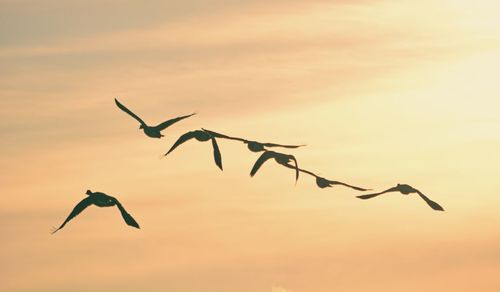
85,190,93,195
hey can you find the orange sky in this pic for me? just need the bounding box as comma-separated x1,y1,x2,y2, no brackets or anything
1,1,500,291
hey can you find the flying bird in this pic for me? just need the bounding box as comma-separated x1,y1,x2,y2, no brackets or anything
52,190,140,234
356,184,444,211
282,164,371,191
250,150,299,182
202,128,305,152
115,98,195,138
164,129,223,170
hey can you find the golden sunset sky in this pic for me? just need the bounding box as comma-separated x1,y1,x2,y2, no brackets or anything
1,1,500,291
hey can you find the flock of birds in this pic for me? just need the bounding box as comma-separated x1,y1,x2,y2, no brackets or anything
52,98,445,234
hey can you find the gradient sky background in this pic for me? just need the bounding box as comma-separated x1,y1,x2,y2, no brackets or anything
1,1,500,291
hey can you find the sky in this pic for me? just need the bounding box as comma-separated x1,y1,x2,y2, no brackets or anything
1,0,500,291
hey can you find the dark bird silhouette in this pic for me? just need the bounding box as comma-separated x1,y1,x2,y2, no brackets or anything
202,128,305,152
250,150,299,182
282,163,371,191
52,190,140,234
357,184,444,211
115,98,195,138
164,129,223,170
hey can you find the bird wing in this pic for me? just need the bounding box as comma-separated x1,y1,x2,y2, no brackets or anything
416,190,445,211
115,201,141,228
155,113,196,131
250,151,276,177
356,186,399,199
289,155,300,182
211,137,223,171
282,163,316,177
52,197,93,234
262,142,306,148
164,131,198,156
329,180,371,191
114,98,146,126
201,128,246,142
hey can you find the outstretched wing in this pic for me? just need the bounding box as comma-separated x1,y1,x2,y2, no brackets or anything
329,180,371,191
115,201,140,228
262,142,306,149
416,190,445,211
52,197,93,234
165,131,198,156
250,151,276,177
356,187,399,199
114,98,146,126
289,155,299,183
155,113,196,131
201,128,246,142
211,137,223,171
283,163,316,177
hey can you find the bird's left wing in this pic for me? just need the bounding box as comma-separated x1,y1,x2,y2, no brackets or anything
250,151,276,177
416,190,445,211
155,113,196,131
165,131,199,156
52,197,93,234
114,98,146,126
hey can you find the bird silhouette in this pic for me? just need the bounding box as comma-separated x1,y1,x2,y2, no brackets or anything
164,129,223,170
115,98,195,138
202,128,305,152
52,190,140,234
282,163,371,191
250,150,299,182
356,184,444,211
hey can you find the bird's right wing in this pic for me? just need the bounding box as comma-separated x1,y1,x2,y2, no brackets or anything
330,180,371,191
356,187,399,199
289,154,300,183
201,128,246,142
115,201,141,228
115,98,146,126
164,131,198,156
282,163,316,177
52,197,93,234
262,142,306,149
211,137,223,171
250,151,276,177
416,190,445,211
155,113,196,131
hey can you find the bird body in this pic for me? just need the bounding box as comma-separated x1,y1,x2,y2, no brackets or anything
246,141,266,152
250,150,299,182
115,98,195,139
86,190,115,207
357,184,444,211
165,130,223,170
140,125,164,139
316,177,332,188
52,190,140,233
